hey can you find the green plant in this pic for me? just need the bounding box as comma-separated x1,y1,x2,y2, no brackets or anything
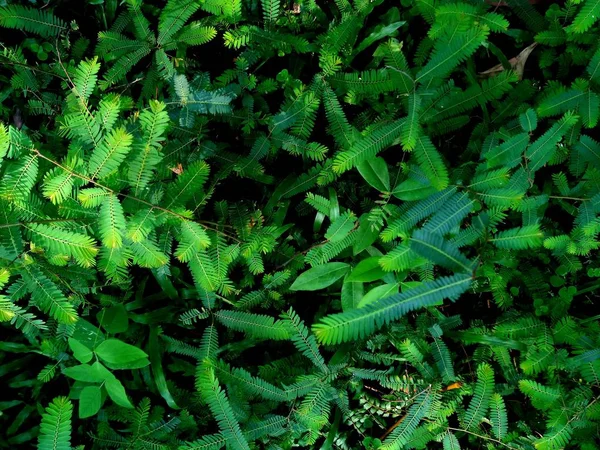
1,0,599,449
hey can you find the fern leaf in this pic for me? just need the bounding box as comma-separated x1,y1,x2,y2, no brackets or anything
442,432,461,450
196,365,250,450
490,224,544,250
423,192,474,235
534,423,573,450
199,325,219,360
416,28,487,84
210,359,288,401
24,223,98,267
261,0,280,25
165,160,210,208
88,127,133,180
587,45,600,82
489,393,508,440
401,93,421,151
130,238,169,268
99,194,126,249
281,308,328,373
463,363,494,431
380,390,432,450
176,22,217,46
519,380,560,411
382,188,458,241
413,136,449,190
157,0,201,45
214,310,291,340
0,153,39,201
0,5,67,37
179,433,227,450
321,83,354,149
244,415,287,440
128,100,169,195
410,229,473,273
313,273,471,344
332,119,405,173
71,57,101,105
329,69,396,94
99,46,151,90
38,397,73,450
486,132,530,169
569,0,600,33
525,111,578,172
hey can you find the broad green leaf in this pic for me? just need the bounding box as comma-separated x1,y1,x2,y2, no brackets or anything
346,257,386,282
519,108,537,132
92,362,134,408
325,212,356,242
341,278,363,312
63,364,106,383
79,386,102,418
96,304,129,334
95,338,150,369
68,338,93,364
358,283,399,308
353,215,379,255
357,157,390,191
290,263,350,291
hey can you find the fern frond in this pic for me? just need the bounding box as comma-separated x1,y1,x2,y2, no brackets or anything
380,390,432,450
176,22,217,46
413,136,449,190
410,229,473,273
99,194,126,249
313,273,471,344
214,310,291,340
196,364,250,450
422,192,474,235
569,0,600,33
157,0,201,45
0,153,39,201
519,380,560,411
0,5,67,37
281,308,328,373
489,393,507,440
332,119,405,173
24,223,98,267
490,224,544,250
416,28,487,84
38,397,73,450
128,100,169,195
209,359,288,401
382,188,457,241
525,111,578,172
165,160,210,208
462,363,494,431
88,127,133,180
401,93,421,151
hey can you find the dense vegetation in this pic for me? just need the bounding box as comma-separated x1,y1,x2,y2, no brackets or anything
1,0,600,448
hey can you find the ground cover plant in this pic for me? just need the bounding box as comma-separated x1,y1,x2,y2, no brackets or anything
0,0,599,448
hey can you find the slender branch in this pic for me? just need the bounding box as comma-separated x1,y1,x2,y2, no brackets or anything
446,427,518,449
0,218,91,229
31,149,241,242
549,195,590,201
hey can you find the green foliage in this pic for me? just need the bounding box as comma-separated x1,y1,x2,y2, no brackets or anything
1,0,600,449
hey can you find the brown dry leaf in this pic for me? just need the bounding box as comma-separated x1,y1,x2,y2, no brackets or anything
479,42,538,80
170,163,184,175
